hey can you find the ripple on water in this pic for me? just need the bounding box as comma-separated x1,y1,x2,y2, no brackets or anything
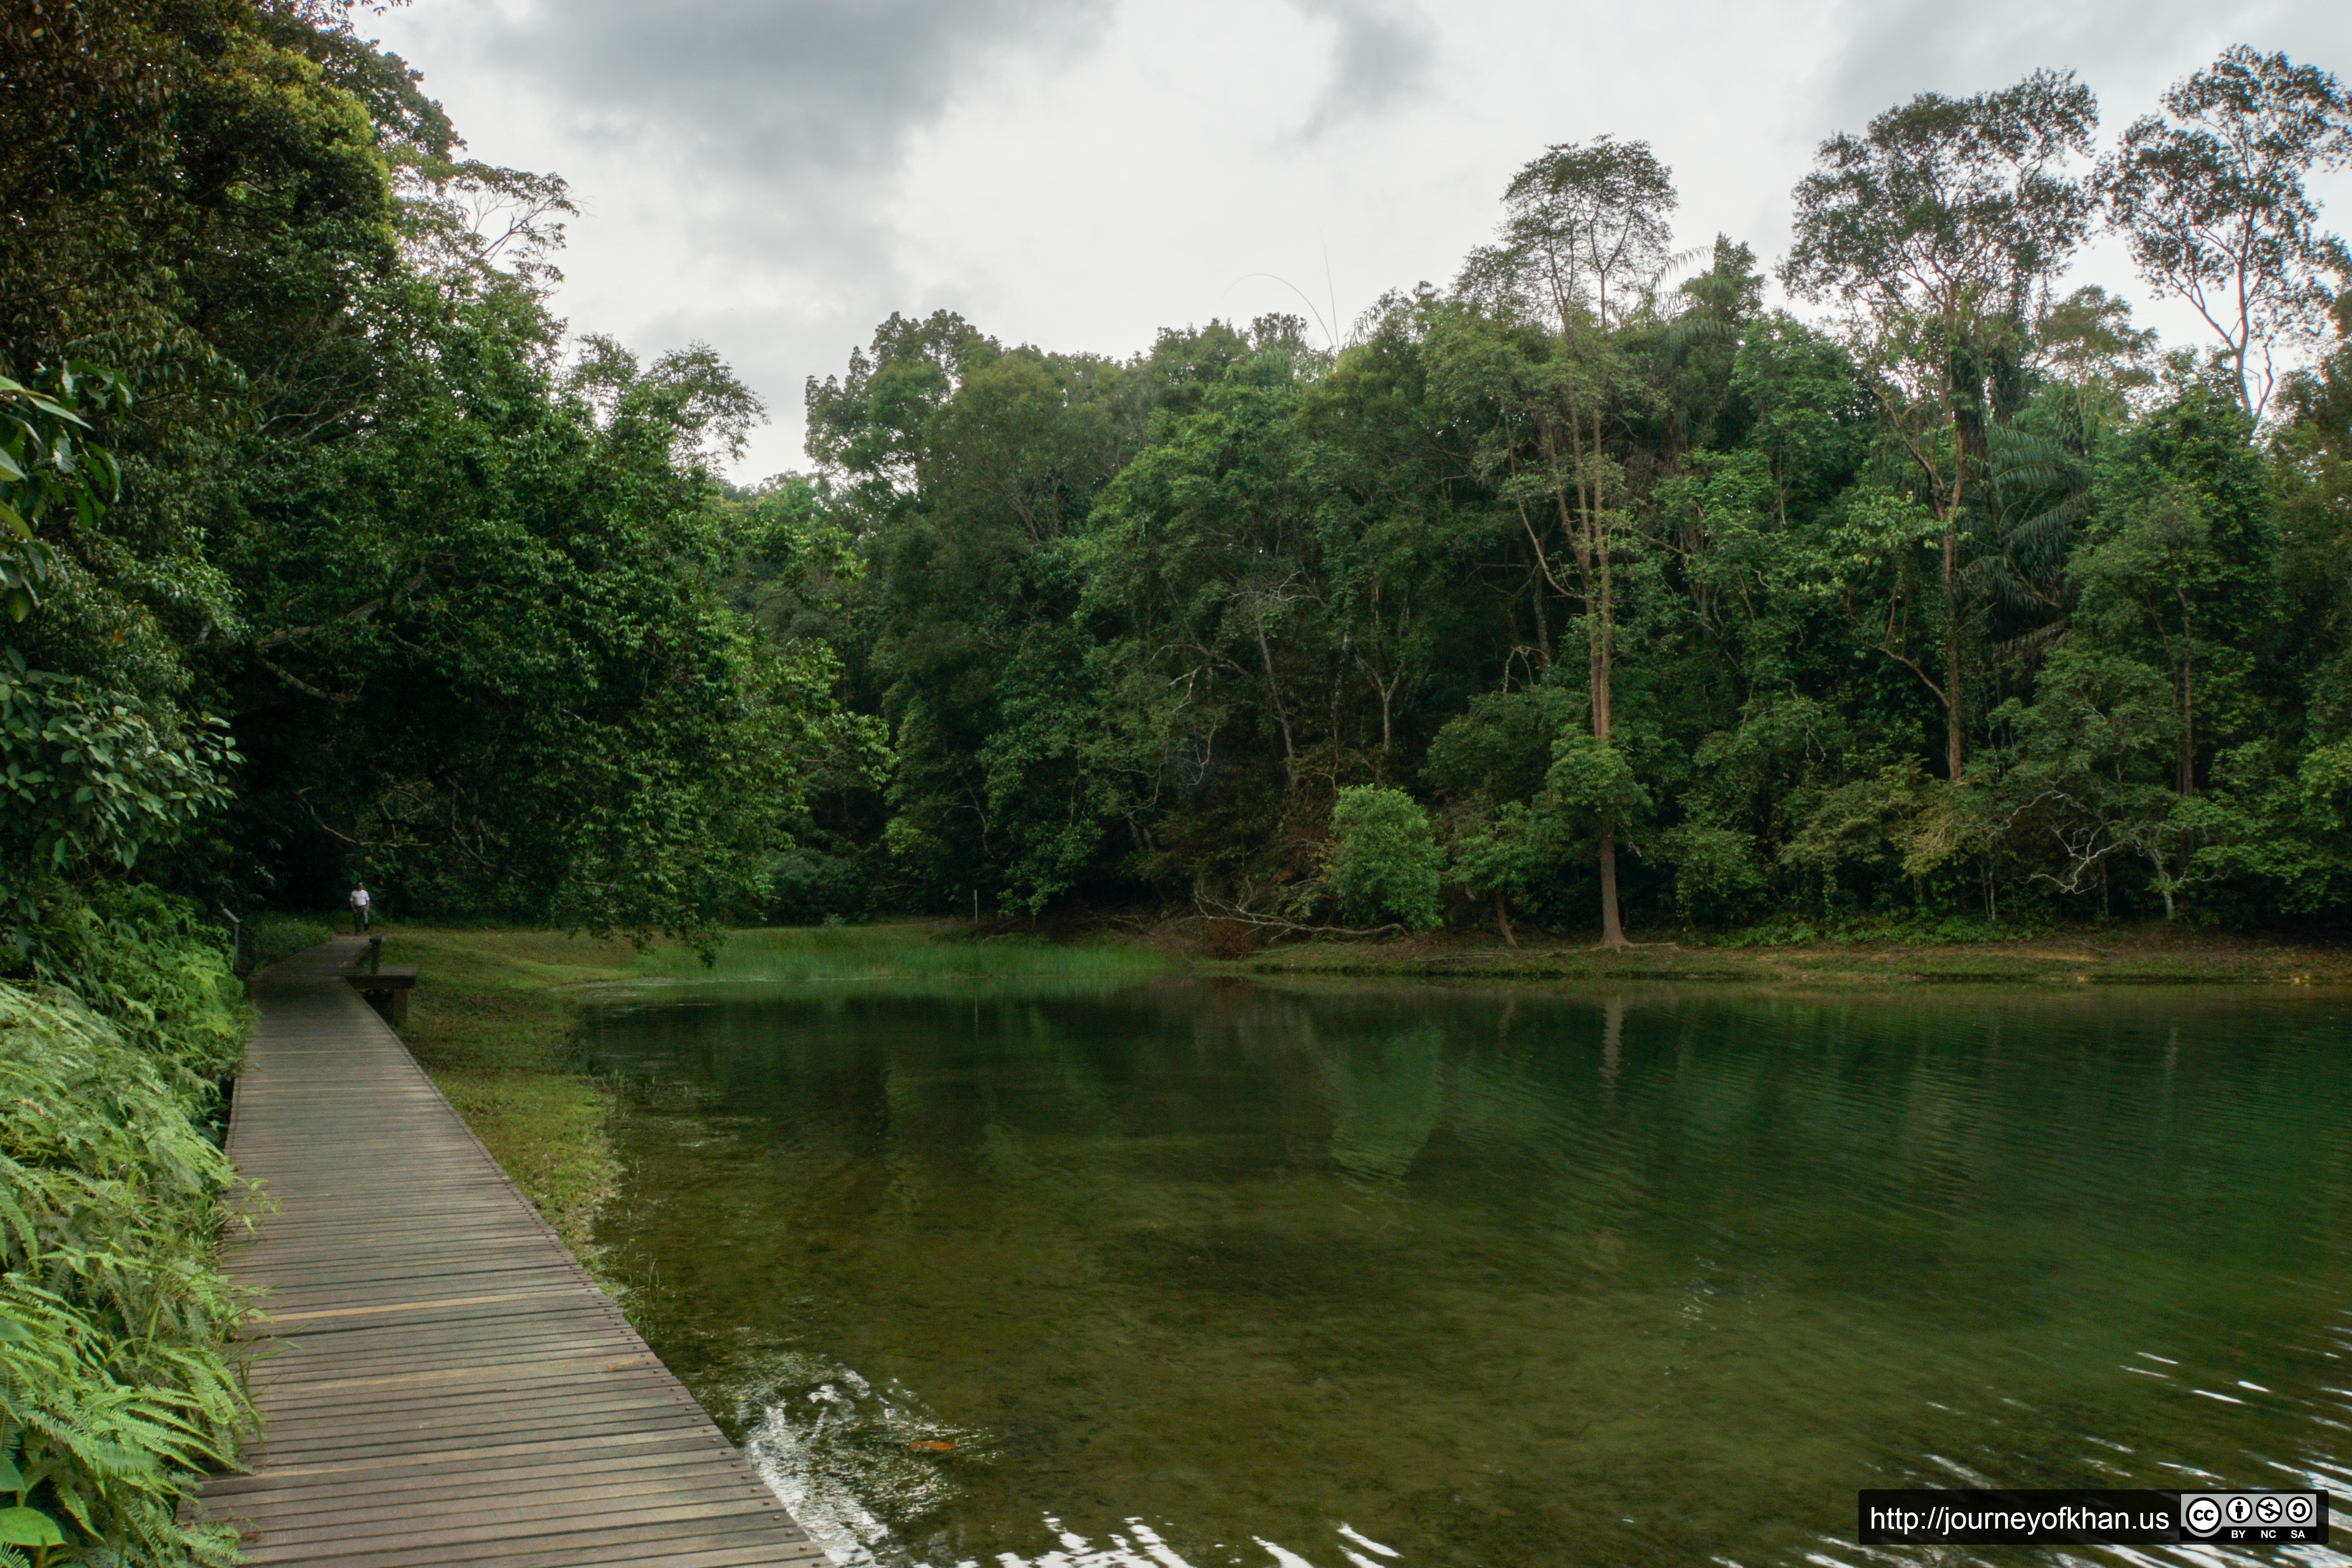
582,984,2352,1568
736,1346,1401,1568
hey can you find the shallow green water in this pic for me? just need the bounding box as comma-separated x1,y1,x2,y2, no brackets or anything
582,980,2352,1568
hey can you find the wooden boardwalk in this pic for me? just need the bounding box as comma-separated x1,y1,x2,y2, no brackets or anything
197,938,824,1566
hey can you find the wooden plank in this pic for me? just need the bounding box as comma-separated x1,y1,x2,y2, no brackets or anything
207,1448,748,1516
195,938,818,1565
228,1477,784,1545
205,1429,731,1491
243,1520,831,1568
232,1504,806,1564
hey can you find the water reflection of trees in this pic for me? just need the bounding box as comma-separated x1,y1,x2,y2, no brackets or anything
596,984,2346,1311
589,984,2351,1565
1326,1026,1445,1184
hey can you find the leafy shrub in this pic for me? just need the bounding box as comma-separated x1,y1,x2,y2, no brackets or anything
0,656,236,953
1702,909,2041,947
0,978,250,1565
15,886,242,1081
1661,820,1768,922
760,849,870,926
1448,798,1573,929
1327,786,1444,931
242,915,334,975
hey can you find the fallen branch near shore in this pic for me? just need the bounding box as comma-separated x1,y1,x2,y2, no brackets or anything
1185,891,1407,942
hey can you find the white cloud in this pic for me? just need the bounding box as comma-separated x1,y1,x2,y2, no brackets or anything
371,0,2352,480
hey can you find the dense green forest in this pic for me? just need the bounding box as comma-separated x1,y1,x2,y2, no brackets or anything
0,3,2348,1554
2,0,876,957
781,58,2352,944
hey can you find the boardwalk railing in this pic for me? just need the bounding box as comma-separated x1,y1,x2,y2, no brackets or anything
197,938,823,1566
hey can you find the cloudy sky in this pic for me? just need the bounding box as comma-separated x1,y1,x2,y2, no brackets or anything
372,0,2352,481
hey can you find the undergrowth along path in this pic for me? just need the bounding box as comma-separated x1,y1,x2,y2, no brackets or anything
195,937,821,1566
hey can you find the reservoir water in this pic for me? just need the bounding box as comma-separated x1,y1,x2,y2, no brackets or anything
580,979,2352,1568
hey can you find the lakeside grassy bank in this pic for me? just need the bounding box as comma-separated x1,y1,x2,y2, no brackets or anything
1218,923,2352,985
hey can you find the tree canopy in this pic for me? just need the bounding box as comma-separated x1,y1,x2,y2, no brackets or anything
1,0,875,957
776,50,2352,940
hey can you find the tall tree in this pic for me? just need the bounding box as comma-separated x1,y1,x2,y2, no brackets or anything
1782,70,2100,781
2101,46,2352,422
1453,136,1679,947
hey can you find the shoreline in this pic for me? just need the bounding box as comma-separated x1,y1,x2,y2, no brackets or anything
1214,925,2352,986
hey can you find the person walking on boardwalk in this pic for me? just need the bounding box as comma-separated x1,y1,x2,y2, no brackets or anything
348,881,372,935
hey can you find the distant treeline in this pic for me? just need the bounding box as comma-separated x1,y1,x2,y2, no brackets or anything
765,54,2352,940
2,0,873,959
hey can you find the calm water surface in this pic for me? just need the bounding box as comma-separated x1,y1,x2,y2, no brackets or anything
581,980,2352,1568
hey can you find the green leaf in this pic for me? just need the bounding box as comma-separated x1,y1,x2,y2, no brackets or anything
0,1509,62,1549
0,1455,19,1493
0,503,27,541
22,395,82,426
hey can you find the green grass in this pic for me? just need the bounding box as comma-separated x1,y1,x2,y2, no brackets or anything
1227,922,2352,986
629,920,1169,991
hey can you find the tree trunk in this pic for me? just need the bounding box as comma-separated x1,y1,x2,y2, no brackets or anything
2180,675,2195,796
1590,655,1629,949
1942,399,1966,782
1597,827,1627,949
1252,613,1297,790
2149,838,2177,920
2178,608,2196,797
1943,528,1963,781
1579,404,1627,952
1529,570,1552,669
1495,890,1517,947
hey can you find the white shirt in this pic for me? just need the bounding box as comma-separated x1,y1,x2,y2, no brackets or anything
351,889,371,909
